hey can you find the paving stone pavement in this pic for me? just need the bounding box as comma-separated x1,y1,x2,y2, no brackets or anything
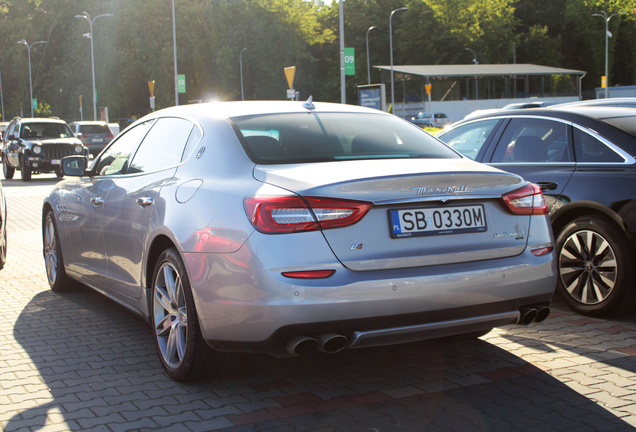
3,174,636,431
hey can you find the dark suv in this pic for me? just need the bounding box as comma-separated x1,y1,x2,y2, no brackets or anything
1,117,88,181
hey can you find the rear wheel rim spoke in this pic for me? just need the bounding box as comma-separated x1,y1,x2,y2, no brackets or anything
560,229,617,305
153,261,187,369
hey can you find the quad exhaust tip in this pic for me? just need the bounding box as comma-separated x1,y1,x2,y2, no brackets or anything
285,333,349,356
518,306,550,325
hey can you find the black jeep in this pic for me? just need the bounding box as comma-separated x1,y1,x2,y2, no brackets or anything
1,117,88,181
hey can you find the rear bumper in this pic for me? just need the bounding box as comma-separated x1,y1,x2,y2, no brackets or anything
186,246,556,355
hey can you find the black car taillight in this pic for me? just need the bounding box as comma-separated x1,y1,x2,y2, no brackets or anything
500,183,548,215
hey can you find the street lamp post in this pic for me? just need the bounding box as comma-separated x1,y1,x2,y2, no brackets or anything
172,0,179,106
240,48,247,101
592,11,625,99
465,48,479,100
17,39,46,118
75,12,113,121
0,57,5,121
390,7,407,113
366,26,376,85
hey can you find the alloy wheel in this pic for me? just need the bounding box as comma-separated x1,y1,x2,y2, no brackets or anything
153,262,188,369
559,229,617,305
44,216,58,285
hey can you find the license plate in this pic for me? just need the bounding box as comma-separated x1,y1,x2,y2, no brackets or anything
389,205,487,238
91,138,103,142
51,159,61,164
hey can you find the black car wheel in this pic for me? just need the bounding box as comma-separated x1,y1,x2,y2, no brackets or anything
55,168,64,178
3,156,14,180
556,215,636,316
43,211,78,292
0,226,6,270
151,248,233,382
20,156,31,182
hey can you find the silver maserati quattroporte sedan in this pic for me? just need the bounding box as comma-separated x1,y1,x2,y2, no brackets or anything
42,100,556,381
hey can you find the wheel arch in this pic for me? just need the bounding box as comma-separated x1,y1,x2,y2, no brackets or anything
551,201,629,241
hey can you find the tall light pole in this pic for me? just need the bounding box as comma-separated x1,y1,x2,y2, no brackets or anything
390,7,407,114
75,12,113,121
0,57,5,121
465,48,478,101
339,0,346,104
240,48,247,101
366,26,376,85
593,11,625,99
18,39,46,118
172,0,179,106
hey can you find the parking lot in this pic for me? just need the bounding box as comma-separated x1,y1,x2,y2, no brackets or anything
3,174,636,431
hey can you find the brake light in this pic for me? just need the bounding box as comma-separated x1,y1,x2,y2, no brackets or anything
244,196,372,234
501,183,548,215
106,134,114,139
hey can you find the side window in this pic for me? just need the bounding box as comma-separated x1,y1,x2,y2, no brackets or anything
438,119,499,160
491,118,570,163
182,126,202,162
95,120,154,176
573,128,624,163
5,123,16,141
128,117,194,174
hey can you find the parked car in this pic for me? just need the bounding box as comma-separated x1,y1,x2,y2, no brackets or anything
68,121,114,156
551,97,636,109
43,100,556,381
409,112,450,128
0,180,6,270
437,106,636,317
464,101,556,120
1,117,88,181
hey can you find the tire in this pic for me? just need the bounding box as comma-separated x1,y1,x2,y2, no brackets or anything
556,215,636,317
3,156,14,180
20,156,31,182
55,168,64,178
43,211,78,292
151,248,233,382
0,227,6,270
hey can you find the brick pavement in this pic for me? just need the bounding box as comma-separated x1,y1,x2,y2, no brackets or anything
2,174,636,431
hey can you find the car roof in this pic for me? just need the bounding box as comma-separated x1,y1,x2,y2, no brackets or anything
19,117,67,123
70,121,108,125
551,97,636,108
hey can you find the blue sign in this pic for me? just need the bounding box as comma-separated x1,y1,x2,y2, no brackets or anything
360,88,381,110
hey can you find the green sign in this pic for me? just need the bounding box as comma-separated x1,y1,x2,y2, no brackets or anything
32,98,38,110
344,48,355,76
177,74,186,93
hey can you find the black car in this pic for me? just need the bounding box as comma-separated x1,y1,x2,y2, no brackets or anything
437,106,636,317
1,117,88,181
0,179,6,269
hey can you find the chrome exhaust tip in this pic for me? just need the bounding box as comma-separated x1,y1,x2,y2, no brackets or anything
317,333,348,353
285,335,319,356
518,307,538,325
534,306,550,323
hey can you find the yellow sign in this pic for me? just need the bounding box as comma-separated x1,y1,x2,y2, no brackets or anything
601,76,607,88
148,80,155,97
425,84,432,96
284,66,296,90
79,95,82,105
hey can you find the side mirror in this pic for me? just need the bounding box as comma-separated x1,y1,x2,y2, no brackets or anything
76,132,83,139
7,135,15,141
61,155,87,177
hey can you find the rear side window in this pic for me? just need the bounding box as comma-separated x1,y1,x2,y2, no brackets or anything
573,128,624,163
129,117,195,173
232,112,458,164
491,118,570,163
438,119,499,160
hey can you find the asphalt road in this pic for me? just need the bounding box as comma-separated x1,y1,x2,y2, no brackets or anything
2,173,636,431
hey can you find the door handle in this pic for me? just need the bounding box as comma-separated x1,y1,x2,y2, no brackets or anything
90,196,104,206
137,196,154,208
536,182,558,191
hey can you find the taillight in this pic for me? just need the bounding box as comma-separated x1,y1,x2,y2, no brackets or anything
106,134,114,139
244,196,372,234
501,183,548,215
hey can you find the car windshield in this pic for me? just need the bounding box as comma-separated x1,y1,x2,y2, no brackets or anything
232,112,459,164
20,123,73,139
80,124,111,134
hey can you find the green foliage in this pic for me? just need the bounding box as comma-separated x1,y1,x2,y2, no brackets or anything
0,0,635,122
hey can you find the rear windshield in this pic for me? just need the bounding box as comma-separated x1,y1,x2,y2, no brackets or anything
79,124,111,134
20,122,73,139
232,112,459,164
435,113,448,119
600,116,636,138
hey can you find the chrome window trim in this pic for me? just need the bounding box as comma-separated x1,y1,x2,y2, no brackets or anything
571,123,634,165
456,114,634,166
